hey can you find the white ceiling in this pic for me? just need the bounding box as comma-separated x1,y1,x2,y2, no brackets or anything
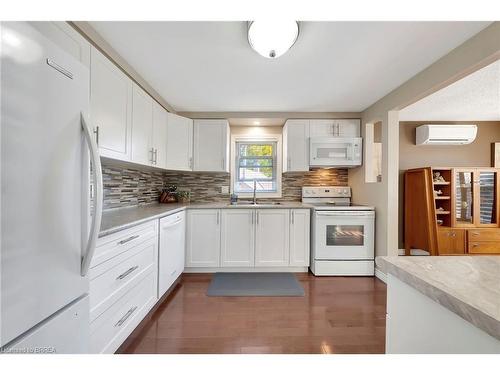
90,21,491,113
399,59,500,121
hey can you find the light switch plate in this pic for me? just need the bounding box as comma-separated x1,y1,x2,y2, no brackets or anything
221,186,229,194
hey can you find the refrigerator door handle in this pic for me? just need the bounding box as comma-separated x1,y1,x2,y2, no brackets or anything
80,112,103,276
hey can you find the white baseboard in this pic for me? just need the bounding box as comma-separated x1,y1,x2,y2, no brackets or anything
184,266,309,273
375,268,387,283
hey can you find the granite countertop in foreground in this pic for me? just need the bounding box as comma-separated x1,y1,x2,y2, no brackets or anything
100,201,312,237
376,255,500,341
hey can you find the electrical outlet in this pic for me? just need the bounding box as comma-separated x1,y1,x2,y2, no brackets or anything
220,186,229,194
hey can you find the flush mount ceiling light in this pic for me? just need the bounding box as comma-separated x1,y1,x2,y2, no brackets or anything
247,21,299,59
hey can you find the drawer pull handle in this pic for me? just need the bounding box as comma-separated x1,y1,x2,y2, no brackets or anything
116,266,139,280
472,244,479,247
117,235,140,245
471,232,480,236
114,306,138,327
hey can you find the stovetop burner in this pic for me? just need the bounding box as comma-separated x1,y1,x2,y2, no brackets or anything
301,186,375,211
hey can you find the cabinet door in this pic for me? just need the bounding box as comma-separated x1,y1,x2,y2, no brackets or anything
255,210,290,267
193,119,229,172
152,101,168,169
309,119,335,137
186,210,220,267
166,113,193,171
338,119,361,137
283,120,310,172
453,169,475,226
220,209,255,267
131,84,153,165
475,169,498,227
29,22,91,67
437,228,465,255
289,209,310,266
90,47,132,160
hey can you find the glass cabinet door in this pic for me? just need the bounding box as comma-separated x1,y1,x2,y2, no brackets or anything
478,171,497,225
455,171,474,225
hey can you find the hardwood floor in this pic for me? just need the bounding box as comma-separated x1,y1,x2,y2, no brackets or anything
119,273,387,354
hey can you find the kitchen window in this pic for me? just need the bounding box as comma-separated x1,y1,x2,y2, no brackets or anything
231,136,282,198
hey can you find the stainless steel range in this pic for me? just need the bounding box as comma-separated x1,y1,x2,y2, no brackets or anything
302,186,375,276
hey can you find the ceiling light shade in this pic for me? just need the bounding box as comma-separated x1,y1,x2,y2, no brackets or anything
247,21,299,59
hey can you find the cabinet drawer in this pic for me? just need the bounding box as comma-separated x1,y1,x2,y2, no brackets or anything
467,229,500,242
90,239,156,321
94,220,157,267
90,271,156,354
468,242,500,254
437,228,465,255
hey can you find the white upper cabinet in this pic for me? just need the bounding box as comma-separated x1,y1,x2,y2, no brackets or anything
30,22,91,68
166,113,193,171
90,47,132,161
289,209,310,267
255,210,290,267
220,209,255,267
186,210,221,268
151,101,168,169
193,119,230,172
283,119,310,172
309,119,360,137
131,84,153,166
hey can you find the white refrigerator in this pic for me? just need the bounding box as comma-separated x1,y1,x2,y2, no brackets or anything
0,22,102,353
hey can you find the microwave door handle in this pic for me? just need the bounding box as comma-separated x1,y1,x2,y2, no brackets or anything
347,144,353,161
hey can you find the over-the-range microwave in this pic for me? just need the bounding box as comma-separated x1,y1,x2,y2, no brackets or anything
309,137,363,168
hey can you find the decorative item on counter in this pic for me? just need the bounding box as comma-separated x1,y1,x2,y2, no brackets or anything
159,185,178,204
433,171,446,183
230,193,238,205
177,191,191,203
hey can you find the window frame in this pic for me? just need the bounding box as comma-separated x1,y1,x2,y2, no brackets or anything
230,134,282,198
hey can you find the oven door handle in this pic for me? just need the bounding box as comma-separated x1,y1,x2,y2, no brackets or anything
316,211,374,217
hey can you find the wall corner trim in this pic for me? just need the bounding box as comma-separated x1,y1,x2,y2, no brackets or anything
375,268,387,283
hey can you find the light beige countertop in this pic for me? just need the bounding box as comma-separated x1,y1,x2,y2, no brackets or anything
376,255,500,341
99,201,312,237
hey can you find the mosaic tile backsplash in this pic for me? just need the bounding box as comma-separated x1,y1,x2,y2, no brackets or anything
101,162,348,209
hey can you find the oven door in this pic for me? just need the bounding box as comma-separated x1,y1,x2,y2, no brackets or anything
314,211,375,260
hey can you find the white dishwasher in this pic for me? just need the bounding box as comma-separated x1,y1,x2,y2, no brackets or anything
158,211,186,298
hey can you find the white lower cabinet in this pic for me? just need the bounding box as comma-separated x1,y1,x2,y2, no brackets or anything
255,209,290,267
90,271,156,354
186,209,221,267
90,221,159,353
185,208,311,271
221,209,255,267
289,209,311,266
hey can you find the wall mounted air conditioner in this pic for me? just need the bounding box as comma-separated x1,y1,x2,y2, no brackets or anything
415,124,477,145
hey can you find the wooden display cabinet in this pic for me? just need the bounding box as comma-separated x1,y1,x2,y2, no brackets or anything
404,167,500,256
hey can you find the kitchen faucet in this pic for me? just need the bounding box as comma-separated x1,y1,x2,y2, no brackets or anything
253,180,257,204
